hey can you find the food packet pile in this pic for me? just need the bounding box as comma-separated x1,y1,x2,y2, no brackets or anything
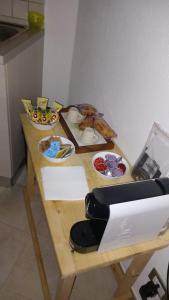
22,97,63,125
39,136,73,159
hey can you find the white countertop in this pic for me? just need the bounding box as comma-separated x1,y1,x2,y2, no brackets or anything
0,28,44,65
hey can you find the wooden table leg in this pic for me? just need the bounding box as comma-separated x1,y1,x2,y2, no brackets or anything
24,188,51,300
113,251,153,299
26,150,35,200
55,275,76,300
25,151,51,299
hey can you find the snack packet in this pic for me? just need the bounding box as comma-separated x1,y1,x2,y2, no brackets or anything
37,97,48,111
22,99,32,117
41,109,51,124
39,140,50,152
50,109,59,123
52,101,63,112
31,108,42,123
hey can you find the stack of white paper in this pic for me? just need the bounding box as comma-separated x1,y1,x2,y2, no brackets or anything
41,166,89,201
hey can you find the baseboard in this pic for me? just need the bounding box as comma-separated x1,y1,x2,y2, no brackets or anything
0,158,26,187
0,176,12,187
11,159,26,185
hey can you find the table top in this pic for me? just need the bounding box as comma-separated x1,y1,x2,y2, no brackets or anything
21,114,169,278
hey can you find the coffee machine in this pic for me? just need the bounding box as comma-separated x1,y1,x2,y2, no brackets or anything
70,178,169,253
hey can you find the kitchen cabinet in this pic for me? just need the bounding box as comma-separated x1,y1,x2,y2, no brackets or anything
0,0,44,21
28,2,44,14
0,30,44,186
13,0,29,19
0,0,11,17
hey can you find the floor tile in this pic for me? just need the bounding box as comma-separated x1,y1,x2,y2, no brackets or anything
3,239,43,300
31,194,47,228
0,180,118,300
0,185,28,231
37,224,59,300
0,289,31,300
71,267,117,300
31,195,118,300
0,186,8,194
16,165,27,187
0,222,27,287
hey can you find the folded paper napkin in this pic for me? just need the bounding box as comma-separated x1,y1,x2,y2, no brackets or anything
41,166,89,200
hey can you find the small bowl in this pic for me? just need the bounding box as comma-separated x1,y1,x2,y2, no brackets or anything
39,136,75,163
92,151,129,180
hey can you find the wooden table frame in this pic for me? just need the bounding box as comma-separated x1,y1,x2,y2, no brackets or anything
21,114,169,300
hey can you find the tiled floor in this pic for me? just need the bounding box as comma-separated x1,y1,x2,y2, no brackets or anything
0,167,117,300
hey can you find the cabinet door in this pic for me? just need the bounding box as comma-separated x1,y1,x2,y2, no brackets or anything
13,0,28,19
28,2,44,14
29,0,44,3
0,0,12,16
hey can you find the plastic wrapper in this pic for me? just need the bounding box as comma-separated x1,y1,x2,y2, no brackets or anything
31,108,41,123
41,109,51,124
75,103,97,116
94,116,117,139
39,136,72,159
79,114,116,140
78,115,95,130
52,101,63,112
50,109,59,123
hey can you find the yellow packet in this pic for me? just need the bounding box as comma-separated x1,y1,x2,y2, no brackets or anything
31,108,41,123
41,110,51,124
55,148,67,158
52,101,63,112
50,110,59,123
37,97,48,111
22,99,32,115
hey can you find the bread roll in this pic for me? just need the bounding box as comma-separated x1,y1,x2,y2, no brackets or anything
94,118,117,139
78,104,97,116
78,116,95,130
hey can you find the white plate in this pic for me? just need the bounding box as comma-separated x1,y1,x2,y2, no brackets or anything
92,151,129,180
39,136,75,163
30,120,57,131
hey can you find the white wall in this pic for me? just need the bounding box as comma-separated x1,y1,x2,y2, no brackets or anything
42,0,79,105
69,0,169,165
132,246,169,299
68,0,169,296
7,37,44,178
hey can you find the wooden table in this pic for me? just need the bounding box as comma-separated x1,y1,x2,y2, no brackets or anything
21,114,169,300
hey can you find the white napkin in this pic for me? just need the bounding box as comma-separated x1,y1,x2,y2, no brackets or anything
41,166,89,200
